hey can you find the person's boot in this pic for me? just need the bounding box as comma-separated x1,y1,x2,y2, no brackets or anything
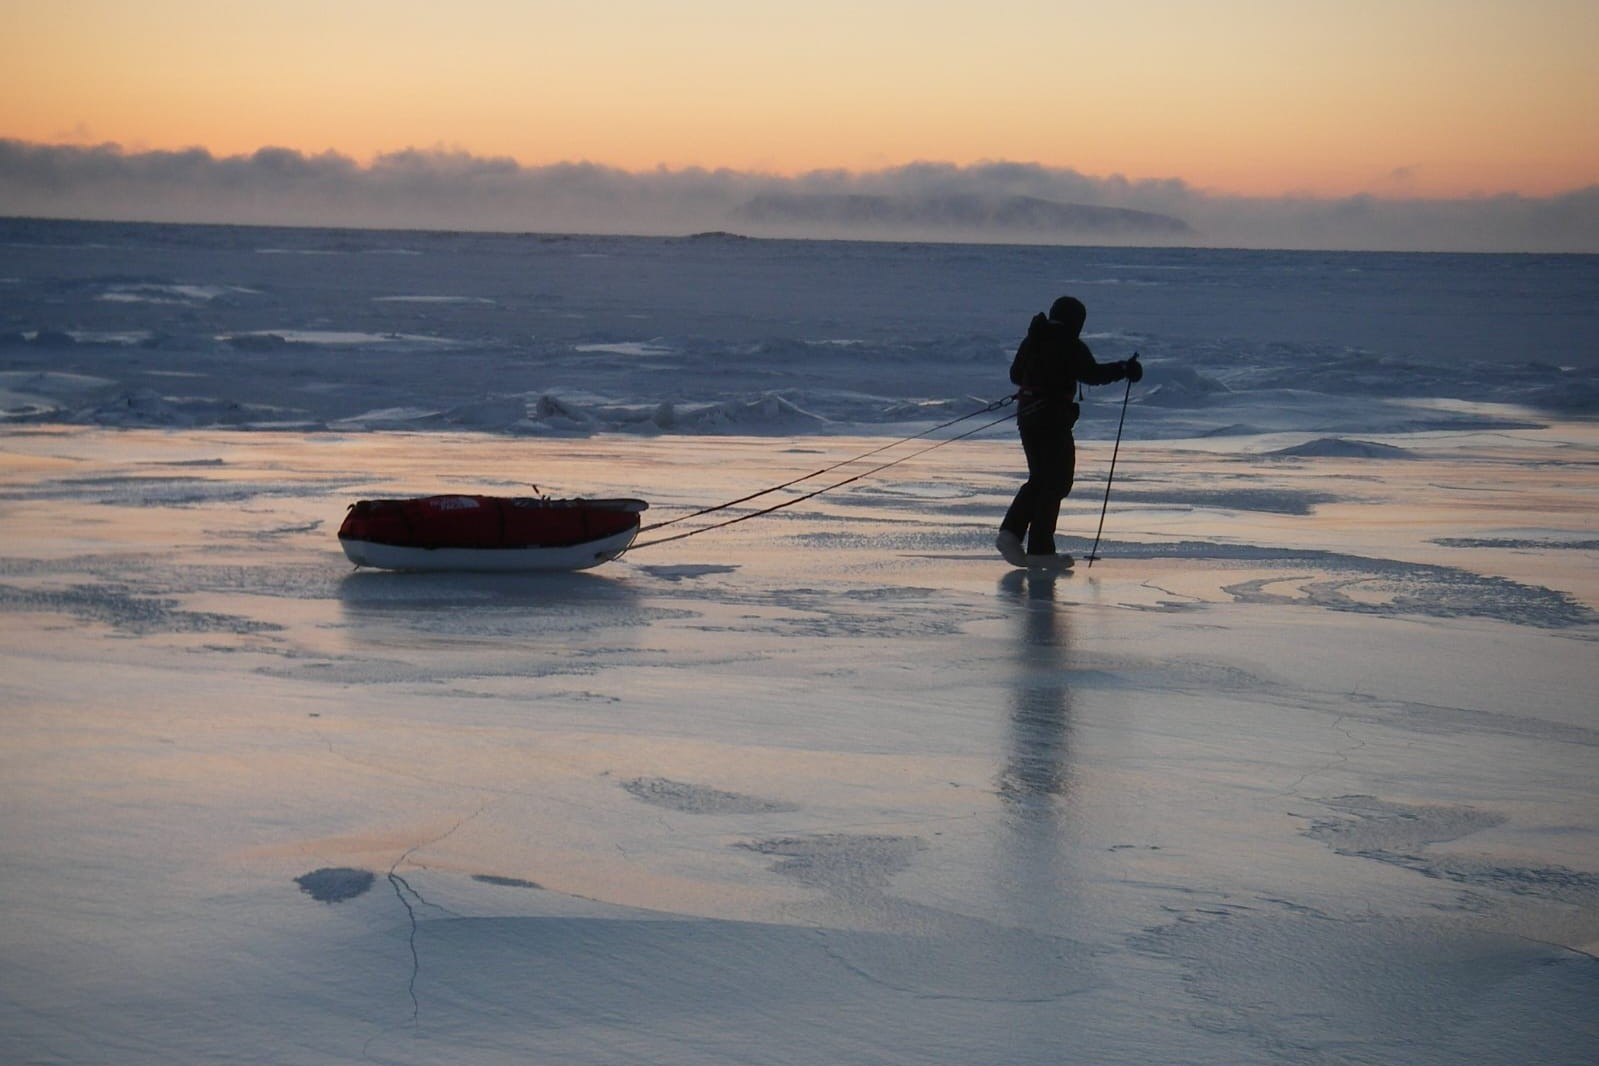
995,530,1027,566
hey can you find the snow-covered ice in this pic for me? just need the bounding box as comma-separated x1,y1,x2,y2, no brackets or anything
2,218,1597,1064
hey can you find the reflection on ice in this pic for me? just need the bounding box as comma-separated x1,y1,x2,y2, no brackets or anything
335,567,641,611
998,570,1074,807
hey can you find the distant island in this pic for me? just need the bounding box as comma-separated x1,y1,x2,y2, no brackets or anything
735,193,1193,239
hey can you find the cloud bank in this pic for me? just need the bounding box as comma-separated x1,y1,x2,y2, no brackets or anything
3,139,1596,253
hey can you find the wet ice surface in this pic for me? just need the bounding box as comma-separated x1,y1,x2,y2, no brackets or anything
1,427,1596,1064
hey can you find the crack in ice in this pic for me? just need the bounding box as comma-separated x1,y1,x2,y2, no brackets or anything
1280,713,1366,798
383,806,487,1027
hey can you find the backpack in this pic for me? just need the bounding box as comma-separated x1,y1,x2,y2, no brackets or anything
1008,313,1050,387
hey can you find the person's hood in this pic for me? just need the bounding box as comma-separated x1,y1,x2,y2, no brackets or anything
1047,296,1086,336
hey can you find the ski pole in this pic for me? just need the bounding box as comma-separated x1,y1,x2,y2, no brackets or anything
1087,354,1137,567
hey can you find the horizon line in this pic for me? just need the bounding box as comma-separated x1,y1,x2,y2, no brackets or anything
10,213,1598,261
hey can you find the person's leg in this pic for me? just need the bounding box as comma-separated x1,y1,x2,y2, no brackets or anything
1001,482,1034,539
998,455,1035,563
1024,432,1075,556
1000,423,1042,541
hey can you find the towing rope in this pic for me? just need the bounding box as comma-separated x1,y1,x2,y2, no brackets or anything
623,395,1017,552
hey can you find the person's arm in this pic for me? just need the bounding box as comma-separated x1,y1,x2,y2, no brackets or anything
1072,342,1141,386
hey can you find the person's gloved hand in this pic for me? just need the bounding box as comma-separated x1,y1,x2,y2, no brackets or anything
1126,355,1143,383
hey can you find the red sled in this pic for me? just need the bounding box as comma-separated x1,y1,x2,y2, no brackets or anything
338,495,648,572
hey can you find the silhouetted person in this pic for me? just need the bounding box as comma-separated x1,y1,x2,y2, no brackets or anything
998,296,1141,568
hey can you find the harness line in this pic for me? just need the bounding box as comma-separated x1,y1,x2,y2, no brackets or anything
624,396,1017,552
636,395,1016,535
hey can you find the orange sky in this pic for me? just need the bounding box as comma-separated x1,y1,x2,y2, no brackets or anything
6,0,1597,199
